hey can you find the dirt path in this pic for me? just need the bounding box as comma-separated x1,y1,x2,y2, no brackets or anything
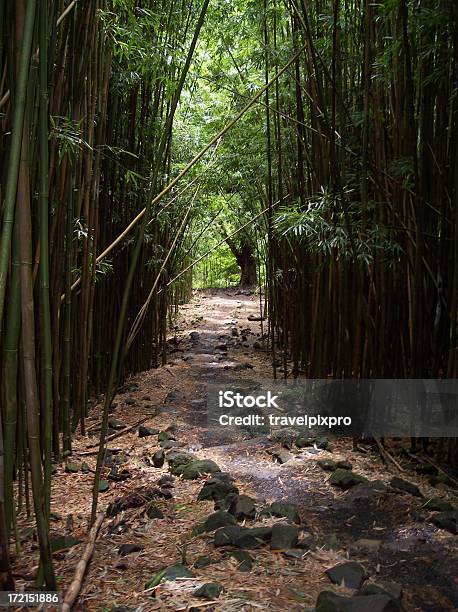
14,290,458,611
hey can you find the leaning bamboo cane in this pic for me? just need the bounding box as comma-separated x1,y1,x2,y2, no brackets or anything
61,512,104,612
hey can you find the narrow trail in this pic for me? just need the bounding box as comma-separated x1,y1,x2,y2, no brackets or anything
15,290,458,611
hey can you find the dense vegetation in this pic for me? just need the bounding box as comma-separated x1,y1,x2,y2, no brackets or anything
0,0,457,592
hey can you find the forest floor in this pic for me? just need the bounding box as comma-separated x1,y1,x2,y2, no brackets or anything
14,289,458,611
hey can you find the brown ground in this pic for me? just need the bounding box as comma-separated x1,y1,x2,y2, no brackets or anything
13,289,458,611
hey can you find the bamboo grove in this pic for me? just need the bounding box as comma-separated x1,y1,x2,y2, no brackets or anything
262,0,458,469
0,0,458,590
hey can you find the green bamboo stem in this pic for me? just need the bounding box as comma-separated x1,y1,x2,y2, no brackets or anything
38,0,53,518
0,0,37,330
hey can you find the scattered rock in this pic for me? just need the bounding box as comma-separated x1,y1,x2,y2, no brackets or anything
431,510,458,534
349,539,382,555
344,481,387,503
182,459,221,480
422,497,453,512
108,520,129,536
230,550,253,571
157,474,174,487
270,429,298,449
99,480,109,492
247,314,264,321
195,511,237,534
429,474,456,488
141,395,152,401
193,555,216,569
318,459,337,471
65,462,79,474
168,452,196,475
234,527,272,549
145,504,164,519
195,582,223,600
214,525,243,546
337,459,353,470
108,418,126,430
190,331,200,342
231,328,239,336
81,462,90,474
414,463,438,476
158,431,176,442
125,398,137,406
216,343,228,351
390,477,422,497
295,435,315,448
229,494,256,520
272,449,292,464
359,582,403,601
153,449,165,468
316,590,403,612
160,440,183,449
50,535,82,553
197,476,239,509
118,543,143,556
270,523,300,550
145,564,193,588
108,467,131,482
138,425,158,438
260,502,301,524
107,486,164,517
329,469,368,490
316,436,330,450
325,561,367,589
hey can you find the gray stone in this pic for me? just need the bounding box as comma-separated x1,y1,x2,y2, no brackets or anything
325,561,367,589
153,449,165,468
349,539,382,555
108,418,126,430
182,459,221,480
197,477,239,508
168,452,196,475
138,425,158,438
422,497,453,512
145,504,164,519
337,459,353,470
316,591,403,612
359,582,402,601
158,431,176,442
214,525,243,546
229,494,256,520
118,543,143,556
230,550,253,571
390,477,422,497
272,449,292,464
295,435,315,448
234,527,272,549
194,582,223,600
431,510,458,534
193,555,216,569
195,511,237,533
260,502,301,524
329,469,368,490
270,523,300,550
98,480,109,492
316,436,330,450
318,459,337,472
